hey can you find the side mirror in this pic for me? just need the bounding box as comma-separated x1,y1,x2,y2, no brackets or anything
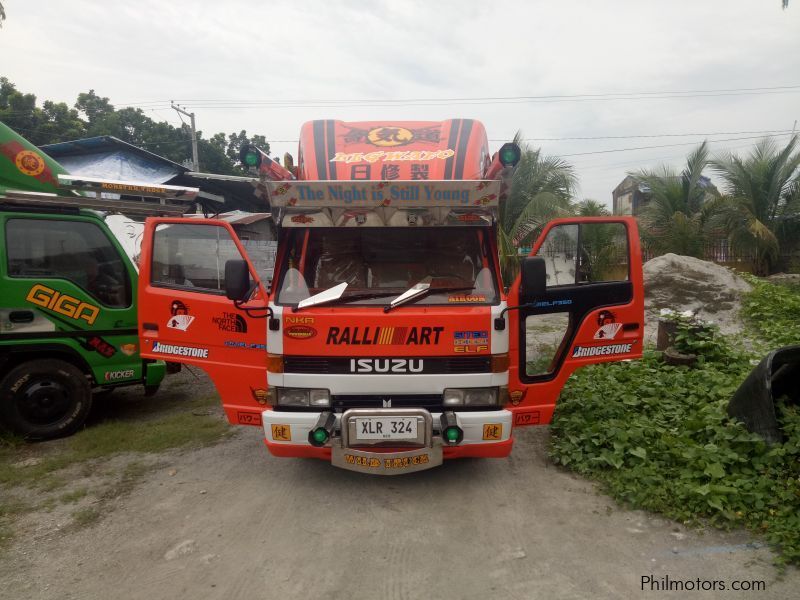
224,259,251,301
520,256,546,304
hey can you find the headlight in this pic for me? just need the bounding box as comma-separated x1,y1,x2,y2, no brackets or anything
276,388,330,407
442,387,498,407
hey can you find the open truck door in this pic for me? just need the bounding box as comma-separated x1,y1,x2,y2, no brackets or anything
506,217,644,427
137,218,270,427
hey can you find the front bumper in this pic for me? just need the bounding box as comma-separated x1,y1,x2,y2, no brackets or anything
262,408,513,475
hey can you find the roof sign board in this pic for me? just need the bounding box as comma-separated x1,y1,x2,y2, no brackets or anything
265,180,500,209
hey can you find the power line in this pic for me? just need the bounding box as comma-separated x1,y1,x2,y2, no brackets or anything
557,133,795,158
118,84,800,108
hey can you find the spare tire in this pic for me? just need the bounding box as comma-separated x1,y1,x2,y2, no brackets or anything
728,345,800,444
0,359,92,440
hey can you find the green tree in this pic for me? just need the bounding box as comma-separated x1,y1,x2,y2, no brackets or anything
498,134,577,284
710,135,800,275
2,80,269,175
573,198,610,216
631,141,715,258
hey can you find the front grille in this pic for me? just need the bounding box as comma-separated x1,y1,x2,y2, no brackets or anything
329,394,503,413
284,356,491,375
332,394,444,413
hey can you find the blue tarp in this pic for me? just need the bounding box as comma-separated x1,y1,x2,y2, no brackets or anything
53,150,180,184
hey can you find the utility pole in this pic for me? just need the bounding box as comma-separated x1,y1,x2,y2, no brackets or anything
171,101,199,171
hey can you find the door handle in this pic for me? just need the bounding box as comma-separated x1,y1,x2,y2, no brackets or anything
9,310,35,324
142,322,159,331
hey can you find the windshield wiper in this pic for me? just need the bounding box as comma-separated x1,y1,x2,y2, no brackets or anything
293,285,400,311
383,285,475,313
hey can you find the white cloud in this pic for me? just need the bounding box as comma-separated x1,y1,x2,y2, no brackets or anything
1,0,798,202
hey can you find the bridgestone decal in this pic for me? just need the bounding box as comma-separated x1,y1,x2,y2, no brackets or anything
572,343,632,358
152,342,209,358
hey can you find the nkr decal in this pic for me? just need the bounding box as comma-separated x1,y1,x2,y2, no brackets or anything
343,125,441,147
152,342,209,358
572,343,633,358
212,312,247,333
26,284,99,325
326,326,444,345
167,300,194,331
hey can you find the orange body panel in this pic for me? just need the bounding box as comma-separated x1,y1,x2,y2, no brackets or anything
297,119,490,181
136,118,646,474
506,216,645,426
137,219,269,427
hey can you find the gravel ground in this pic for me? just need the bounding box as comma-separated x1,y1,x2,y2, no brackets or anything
0,370,796,600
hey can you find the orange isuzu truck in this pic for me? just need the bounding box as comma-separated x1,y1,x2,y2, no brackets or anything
136,119,644,474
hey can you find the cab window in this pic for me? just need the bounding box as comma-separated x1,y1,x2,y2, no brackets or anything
275,227,499,306
151,223,249,294
5,218,131,308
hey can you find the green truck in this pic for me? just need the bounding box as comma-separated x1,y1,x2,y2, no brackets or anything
0,121,196,439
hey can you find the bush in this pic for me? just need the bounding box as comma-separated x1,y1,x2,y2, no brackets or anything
550,342,800,566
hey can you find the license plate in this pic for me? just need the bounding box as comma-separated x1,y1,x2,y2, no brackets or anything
354,417,418,441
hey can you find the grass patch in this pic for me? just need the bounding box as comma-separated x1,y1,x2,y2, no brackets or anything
59,488,88,504
549,314,800,566
72,507,101,527
741,275,800,348
0,397,230,490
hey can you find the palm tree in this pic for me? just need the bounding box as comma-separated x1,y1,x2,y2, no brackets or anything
710,135,800,275
630,141,715,258
498,133,577,284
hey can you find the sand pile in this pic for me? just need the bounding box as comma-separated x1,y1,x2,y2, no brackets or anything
643,253,752,342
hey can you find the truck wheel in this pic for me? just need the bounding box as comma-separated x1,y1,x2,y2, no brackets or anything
0,359,92,440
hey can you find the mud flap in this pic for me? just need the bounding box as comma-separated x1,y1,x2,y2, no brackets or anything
727,345,800,444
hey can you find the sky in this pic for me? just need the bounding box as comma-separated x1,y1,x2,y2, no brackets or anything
0,0,798,205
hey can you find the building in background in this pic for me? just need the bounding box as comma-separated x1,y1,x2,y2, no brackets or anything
41,136,266,213
611,175,651,216
612,174,715,216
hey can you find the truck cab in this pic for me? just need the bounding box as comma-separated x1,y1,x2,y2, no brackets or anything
137,119,644,474
0,121,199,439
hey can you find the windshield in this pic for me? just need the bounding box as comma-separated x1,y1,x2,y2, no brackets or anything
276,227,499,306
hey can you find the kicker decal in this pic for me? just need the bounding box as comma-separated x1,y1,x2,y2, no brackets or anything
26,284,99,325
572,343,633,358
104,369,135,382
152,342,209,358
326,326,444,345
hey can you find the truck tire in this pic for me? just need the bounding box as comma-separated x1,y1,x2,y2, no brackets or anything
0,359,92,440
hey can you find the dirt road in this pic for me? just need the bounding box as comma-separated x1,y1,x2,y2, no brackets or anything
1,373,796,600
